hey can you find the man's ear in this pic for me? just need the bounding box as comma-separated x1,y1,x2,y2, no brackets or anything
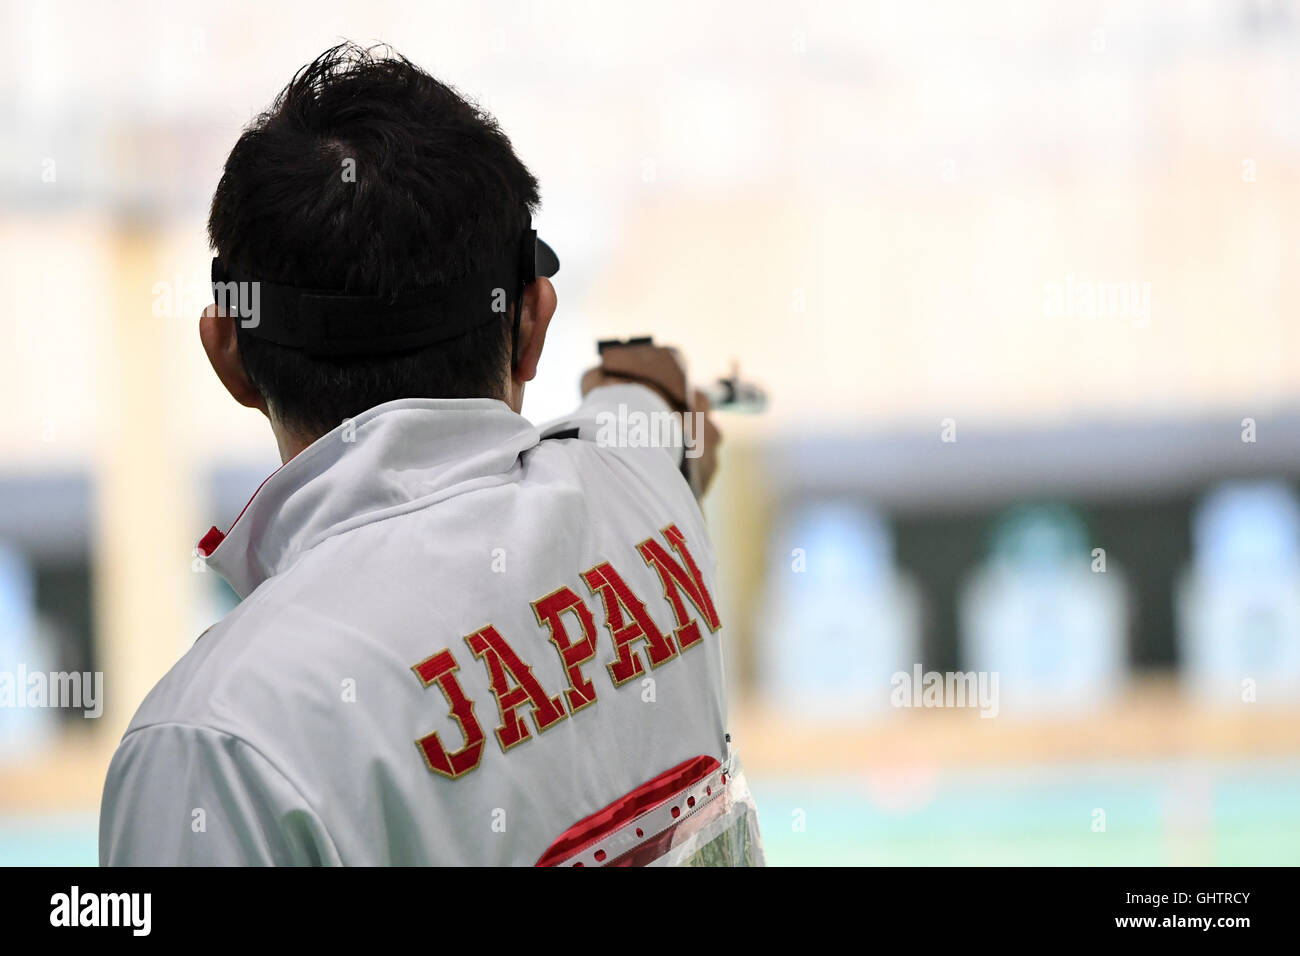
199,304,268,414
512,276,556,386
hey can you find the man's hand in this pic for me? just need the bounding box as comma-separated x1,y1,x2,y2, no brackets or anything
688,387,722,497
580,342,723,497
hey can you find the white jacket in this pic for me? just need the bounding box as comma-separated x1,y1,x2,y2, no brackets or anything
99,384,762,866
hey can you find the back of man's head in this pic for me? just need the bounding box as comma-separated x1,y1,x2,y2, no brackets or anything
208,41,540,438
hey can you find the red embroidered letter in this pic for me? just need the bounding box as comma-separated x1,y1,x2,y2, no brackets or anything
533,586,600,714
581,562,678,686
636,523,722,653
466,625,568,752
411,649,486,779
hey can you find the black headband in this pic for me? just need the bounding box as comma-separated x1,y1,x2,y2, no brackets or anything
210,228,559,357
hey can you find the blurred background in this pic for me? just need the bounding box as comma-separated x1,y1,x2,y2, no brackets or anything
3,0,1300,865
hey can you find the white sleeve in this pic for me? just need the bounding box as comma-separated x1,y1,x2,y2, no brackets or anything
99,722,340,866
539,383,687,471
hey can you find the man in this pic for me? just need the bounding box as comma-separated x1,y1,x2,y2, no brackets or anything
99,42,762,866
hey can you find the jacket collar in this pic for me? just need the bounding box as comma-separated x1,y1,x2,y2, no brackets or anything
198,398,541,599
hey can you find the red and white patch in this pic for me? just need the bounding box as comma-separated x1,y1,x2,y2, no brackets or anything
537,754,750,867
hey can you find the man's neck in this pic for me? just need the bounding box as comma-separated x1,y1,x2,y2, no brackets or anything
273,424,315,464
272,391,522,464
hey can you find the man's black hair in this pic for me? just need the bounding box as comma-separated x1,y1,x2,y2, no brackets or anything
208,41,540,437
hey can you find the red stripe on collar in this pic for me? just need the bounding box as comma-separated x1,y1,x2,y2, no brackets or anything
196,525,225,557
